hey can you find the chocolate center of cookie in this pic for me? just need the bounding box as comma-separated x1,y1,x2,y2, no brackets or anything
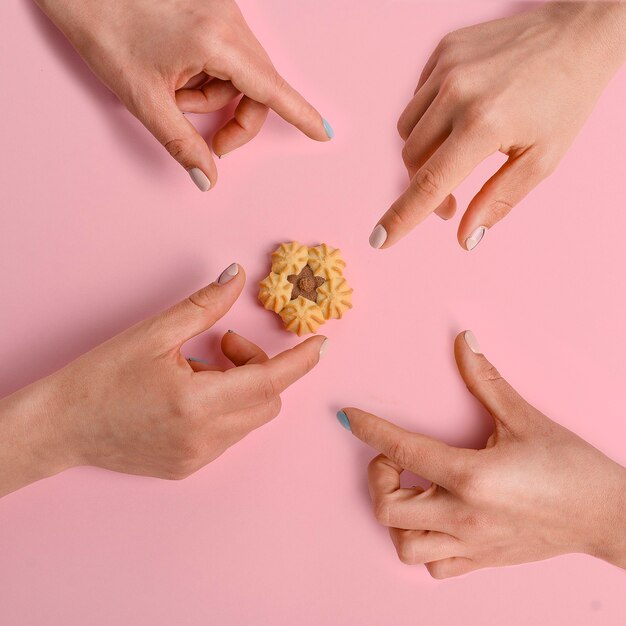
298,276,315,292
287,265,326,303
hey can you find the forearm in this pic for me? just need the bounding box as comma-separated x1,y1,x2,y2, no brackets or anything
0,377,74,498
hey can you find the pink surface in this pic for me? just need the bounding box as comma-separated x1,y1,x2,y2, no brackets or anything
1,0,625,623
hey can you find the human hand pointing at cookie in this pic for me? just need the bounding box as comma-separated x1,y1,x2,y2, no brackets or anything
370,2,626,251
0,264,327,497
35,0,333,192
338,331,626,578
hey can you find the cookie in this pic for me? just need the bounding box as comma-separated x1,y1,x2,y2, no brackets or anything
271,241,309,275
258,271,292,313
258,242,353,334
279,296,326,336
317,276,353,320
307,243,346,280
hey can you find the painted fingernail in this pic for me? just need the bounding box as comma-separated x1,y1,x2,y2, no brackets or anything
369,224,387,249
336,410,351,431
218,152,229,159
187,356,210,365
465,226,487,251
322,118,334,139
216,263,239,285
464,330,482,355
319,338,330,358
187,167,211,192
227,329,235,334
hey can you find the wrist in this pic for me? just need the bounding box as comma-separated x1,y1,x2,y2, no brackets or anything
0,375,79,497
545,2,626,66
584,462,626,569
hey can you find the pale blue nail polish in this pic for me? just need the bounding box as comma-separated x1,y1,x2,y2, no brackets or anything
323,118,334,139
336,410,351,431
188,357,209,365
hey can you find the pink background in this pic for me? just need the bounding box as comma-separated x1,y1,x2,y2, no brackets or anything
1,0,625,623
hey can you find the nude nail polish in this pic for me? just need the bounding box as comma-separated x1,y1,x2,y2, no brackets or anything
319,338,330,358
369,224,387,249
464,330,482,355
216,263,239,285
187,167,211,192
465,226,487,251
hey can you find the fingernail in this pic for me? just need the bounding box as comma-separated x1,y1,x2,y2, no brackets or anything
187,356,210,365
319,338,329,358
218,152,229,159
465,226,487,251
369,224,387,249
187,167,211,192
322,118,334,139
216,263,239,285
336,410,351,432
464,330,482,355
227,329,235,334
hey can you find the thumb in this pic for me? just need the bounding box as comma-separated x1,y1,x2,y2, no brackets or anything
457,150,556,250
454,330,531,434
150,263,245,349
131,85,217,192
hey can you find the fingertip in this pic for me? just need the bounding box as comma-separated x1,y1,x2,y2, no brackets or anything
336,409,352,431
454,330,483,373
215,263,245,286
434,195,457,221
369,224,388,249
187,167,212,192
322,118,334,140
461,226,487,251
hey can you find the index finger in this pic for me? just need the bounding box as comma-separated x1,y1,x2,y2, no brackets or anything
198,335,328,411
341,407,467,490
215,49,332,143
370,129,494,249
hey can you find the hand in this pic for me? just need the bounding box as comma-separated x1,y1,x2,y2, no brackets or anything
0,263,327,497
369,2,626,251
35,0,333,191
338,331,626,579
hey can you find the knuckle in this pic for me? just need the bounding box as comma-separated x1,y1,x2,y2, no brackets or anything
440,67,468,101
373,497,394,527
387,439,415,470
488,199,514,223
481,363,503,384
397,115,411,141
258,375,279,404
412,166,443,199
164,138,190,163
386,204,410,231
198,15,233,45
268,396,282,419
463,100,500,135
401,143,415,168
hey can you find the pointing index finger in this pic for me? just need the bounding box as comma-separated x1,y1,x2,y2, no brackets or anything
372,129,494,249
341,407,467,490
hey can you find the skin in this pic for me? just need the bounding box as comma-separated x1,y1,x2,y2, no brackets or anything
341,331,626,579
372,2,626,250
0,265,327,497
34,0,332,190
